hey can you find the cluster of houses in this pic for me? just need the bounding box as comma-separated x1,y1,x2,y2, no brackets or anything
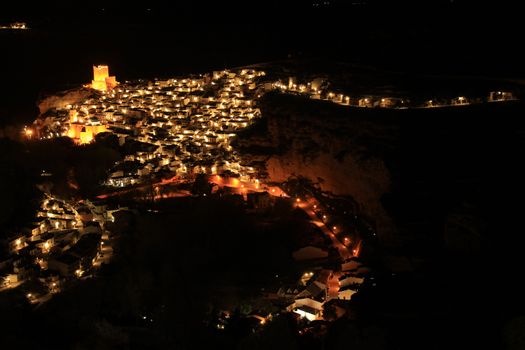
0,194,122,303
267,253,369,322
273,76,517,109
0,22,29,30
35,67,266,188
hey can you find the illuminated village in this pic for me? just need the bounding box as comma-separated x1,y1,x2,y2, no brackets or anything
1,64,375,320
0,193,120,303
33,65,516,184
6,64,517,320
0,22,29,30
1,2,523,348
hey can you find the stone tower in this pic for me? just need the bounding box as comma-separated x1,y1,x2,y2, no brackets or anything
91,65,118,91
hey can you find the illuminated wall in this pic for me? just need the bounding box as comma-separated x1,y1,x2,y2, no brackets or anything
91,80,108,91
93,65,109,81
91,65,118,91
105,76,118,90
69,110,79,123
68,123,107,144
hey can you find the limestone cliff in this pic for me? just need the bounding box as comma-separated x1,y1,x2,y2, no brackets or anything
234,92,400,244
38,87,95,115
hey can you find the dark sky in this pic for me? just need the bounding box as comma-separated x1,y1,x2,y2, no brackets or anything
1,0,521,79
0,0,522,124
0,0,516,20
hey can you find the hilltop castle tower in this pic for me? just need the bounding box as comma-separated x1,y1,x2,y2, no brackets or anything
91,65,118,91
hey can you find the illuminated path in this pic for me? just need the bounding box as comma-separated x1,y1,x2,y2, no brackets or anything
296,198,353,260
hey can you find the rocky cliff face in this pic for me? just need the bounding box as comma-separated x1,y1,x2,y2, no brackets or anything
234,93,401,244
38,88,95,115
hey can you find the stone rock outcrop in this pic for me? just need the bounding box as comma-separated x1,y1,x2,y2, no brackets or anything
38,87,95,115
234,92,400,244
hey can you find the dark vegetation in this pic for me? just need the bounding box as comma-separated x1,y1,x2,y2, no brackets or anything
0,134,121,237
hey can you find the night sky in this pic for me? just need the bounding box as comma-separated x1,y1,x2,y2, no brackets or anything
1,0,522,124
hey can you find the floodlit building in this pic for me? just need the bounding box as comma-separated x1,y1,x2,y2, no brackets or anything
489,91,515,102
91,65,118,92
290,298,324,321
338,287,357,300
377,97,405,108
451,96,469,106
358,97,374,108
67,110,107,144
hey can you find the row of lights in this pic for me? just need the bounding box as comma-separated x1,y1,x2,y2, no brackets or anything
297,196,359,257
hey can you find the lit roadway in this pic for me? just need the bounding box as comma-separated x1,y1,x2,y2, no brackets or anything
209,175,355,261
296,198,353,261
